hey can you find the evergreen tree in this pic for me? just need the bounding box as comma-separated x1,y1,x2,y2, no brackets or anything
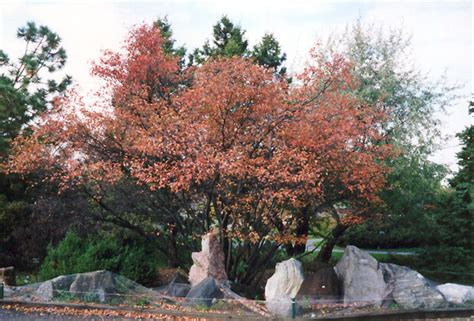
0,21,71,156
0,21,71,267
190,16,248,64
251,33,287,77
153,17,186,66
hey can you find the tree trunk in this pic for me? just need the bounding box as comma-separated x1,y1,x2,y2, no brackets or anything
285,206,310,256
316,223,348,262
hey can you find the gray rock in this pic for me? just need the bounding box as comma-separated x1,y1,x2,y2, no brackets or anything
50,274,76,291
336,246,449,309
32,270,154,303
335,245,387,306
266,295,300,317
437,283,474,305
68,270,151,303
185,277,224,307
265,258,304,317
164,282,191,297
381,263,446,309
36,281,54,301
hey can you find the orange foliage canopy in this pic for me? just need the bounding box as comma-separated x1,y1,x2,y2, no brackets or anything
8,23,392,242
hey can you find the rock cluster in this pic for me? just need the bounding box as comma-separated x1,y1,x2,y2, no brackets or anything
264,246,474,317
334,245,474,309
36,270,153,303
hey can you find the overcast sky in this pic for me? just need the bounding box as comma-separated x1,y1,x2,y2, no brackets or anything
1,0,472,171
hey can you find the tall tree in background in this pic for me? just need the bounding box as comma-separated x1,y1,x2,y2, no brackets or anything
289,20,458,260
154,17,186,66
441,100,473,249
190,16,287,77
190,16,248,64
252,33,287,77
0,22,72,267
411,100,474,283
0,21,71,156
336,20,455,151
338,21,457,251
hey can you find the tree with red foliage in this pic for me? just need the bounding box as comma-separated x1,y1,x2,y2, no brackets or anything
8,23,392,285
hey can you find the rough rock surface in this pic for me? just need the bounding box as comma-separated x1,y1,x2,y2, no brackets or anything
185,277,224,307
36,280,54,301
265,258,304,316
335,246,387,306
381,263,445,309
11,271,155,302
296,266,341,301
437,283,474,305
336,246,449,309
189,231,228,286
163,274,191,297
266,295,300,317
0,266,16,286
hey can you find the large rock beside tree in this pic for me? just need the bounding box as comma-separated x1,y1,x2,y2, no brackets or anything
265,258,304,317
335,246,448,309
335,246,387,306
188,231,228,286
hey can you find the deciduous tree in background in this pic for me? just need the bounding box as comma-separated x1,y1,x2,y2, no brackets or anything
293,20,458,258
8,22,392,285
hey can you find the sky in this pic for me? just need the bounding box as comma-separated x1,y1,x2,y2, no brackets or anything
1,0,472,171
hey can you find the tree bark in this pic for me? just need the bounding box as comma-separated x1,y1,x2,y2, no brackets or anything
316,223,348,262
285,206,310,256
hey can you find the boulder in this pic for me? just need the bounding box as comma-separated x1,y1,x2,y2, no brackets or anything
185,277,224,307
437,283,474,305
36,280,54,301
34,270,153,303
0,266,16,286
189,231,228,286
69,270,153,302
36,274,77,301
164,274,191,297
381,263,445,309
266,295,300,317
296,266,341,302
69,270,117,302
335,245,387,306
336,246,449,309
265,258,304,316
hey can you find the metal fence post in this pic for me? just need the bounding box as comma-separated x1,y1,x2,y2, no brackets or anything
291,297,296,319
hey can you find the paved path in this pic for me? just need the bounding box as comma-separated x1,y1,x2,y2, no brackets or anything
305,239,416,255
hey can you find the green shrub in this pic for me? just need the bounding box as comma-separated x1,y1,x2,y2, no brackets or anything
39,231,168,285
415,246,474,285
